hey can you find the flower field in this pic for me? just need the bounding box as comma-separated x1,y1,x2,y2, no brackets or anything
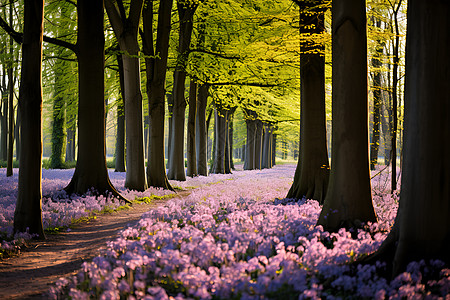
1,165,449,299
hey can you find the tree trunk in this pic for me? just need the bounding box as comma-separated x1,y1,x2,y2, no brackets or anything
366,0,450,275
14,0,45,238
317,1,377,231
391,1,402,193
211,108,227,174
1,82,8,161
186,79,197,177
14,105,20,162
254,119,263,170
272,133,276,166
196,84,209,176
167,1,197,181
105,0,147,191
65,0,125,201
287,49,329,202
65,116,75,162
228,115,234,170
50,58,67,169
115,98,125,172
143,0,173,190
6,66,14,176
370,17,383,170
244,115,256,170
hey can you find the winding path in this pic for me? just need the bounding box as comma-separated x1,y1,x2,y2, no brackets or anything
0,196,175,299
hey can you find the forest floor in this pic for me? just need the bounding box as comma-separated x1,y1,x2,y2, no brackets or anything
0,193,188,299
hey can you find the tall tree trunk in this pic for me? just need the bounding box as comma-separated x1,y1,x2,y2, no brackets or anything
50,59,67,169
167,1,197,181
228,115,234,170
370,17,383,170
254,119,263,170
366,0,450,276
211,108,227,174
186,79,197,177
244,113,256,170
14,105,20,162
14,0,45,238
114,52,125,172
318,1,377,231
196,84,209,176
6,66,14,176
105,0,147,191
272,132,276,166
287,1,329,202
1,81,8,161
391,0,402,193
65,0,125,201
143,0,173,190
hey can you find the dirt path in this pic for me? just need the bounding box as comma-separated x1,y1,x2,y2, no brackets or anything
0,195,179,299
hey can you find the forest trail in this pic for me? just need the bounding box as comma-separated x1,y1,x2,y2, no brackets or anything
0,192,188,299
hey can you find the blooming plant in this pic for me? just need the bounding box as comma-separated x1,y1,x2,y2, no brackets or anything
37,165,448,299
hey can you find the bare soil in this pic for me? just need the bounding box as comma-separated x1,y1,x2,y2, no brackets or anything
0,195,179,299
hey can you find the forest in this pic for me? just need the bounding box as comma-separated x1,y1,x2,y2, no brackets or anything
0,0,449,299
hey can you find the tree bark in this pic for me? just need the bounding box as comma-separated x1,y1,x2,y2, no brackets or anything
186,79,197,177
6,66,14,176
50,57,67,169
167,1,197,181
317,1,377,231
254,119,263,170
65,0,125,201
244,112,256,170
211,108,227,174
105,0,147,191
143,0,173,190
14,0,45,238
369,16,383,170
196,84,209,176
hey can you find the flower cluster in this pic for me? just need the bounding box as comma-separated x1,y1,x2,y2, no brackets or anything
45,165,449,299
0,168,174,257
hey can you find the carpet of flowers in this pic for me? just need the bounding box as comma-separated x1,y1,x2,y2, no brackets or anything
1,164,449,299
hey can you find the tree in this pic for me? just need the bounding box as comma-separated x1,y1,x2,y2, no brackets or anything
13,0,45,238
287,1,330,203
317,0,377,231
167,0,199,181
186,79,197,177
142,0,174,190
105,0,147,191
196,83,209,176
65,0,125,200
366,0,450,276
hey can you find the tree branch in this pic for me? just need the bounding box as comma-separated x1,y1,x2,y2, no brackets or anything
0,13,77,53
105,0,125,39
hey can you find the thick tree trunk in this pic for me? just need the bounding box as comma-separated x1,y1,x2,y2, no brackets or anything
186,79,197,177
254,120,263,170
367,0,450,276
50,59,66,169
143,0,173,190
114,52,125,172
115,100,125,172
228,115,234,170
317,1,377,231
287,52,329,203
14,0,45,238
65,117,75,162
167,1,197,181
65,0,125,201
211,108,227,174
105,0,147,191
196,84,209,176
244,117,256,170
